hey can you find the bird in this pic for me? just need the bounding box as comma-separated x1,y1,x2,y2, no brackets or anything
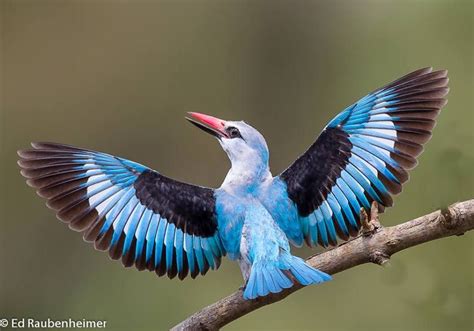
18,67,448,300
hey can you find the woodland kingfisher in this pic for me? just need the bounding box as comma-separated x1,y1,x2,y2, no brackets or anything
18,67,448,300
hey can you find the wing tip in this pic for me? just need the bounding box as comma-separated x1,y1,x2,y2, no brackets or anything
17,149,29,158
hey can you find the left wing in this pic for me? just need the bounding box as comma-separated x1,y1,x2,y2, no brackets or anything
18,142,225,279
265,67,448,247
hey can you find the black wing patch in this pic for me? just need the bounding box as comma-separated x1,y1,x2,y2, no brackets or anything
280,127,352,217
134,170,217,237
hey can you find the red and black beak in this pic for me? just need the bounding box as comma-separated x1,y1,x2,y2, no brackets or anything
186,112,229,139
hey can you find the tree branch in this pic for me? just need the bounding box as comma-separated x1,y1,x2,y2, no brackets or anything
172,199,474,331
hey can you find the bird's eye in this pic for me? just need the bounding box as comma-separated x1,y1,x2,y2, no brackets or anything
226,127,242,139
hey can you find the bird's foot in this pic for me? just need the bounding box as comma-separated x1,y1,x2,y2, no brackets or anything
360,201,382,236
359,202,390,266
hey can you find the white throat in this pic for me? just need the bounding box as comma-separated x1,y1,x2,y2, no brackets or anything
220,150,271,194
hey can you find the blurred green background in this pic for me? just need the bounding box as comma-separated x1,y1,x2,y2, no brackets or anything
1,1,473,330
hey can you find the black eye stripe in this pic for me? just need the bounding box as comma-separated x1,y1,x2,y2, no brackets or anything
226,126,242,139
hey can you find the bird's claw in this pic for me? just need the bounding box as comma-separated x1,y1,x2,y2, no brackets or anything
360,201,381,235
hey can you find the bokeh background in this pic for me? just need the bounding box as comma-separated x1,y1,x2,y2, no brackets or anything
1,1,473,330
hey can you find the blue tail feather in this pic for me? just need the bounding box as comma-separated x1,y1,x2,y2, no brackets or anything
243,257,331,300
288,256,332,285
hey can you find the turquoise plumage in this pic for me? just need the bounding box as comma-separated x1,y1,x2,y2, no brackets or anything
18,68,448,300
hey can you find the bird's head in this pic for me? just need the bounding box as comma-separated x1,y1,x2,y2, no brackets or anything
186,112,269,168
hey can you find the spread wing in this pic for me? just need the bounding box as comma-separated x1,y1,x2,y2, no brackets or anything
270,67,449,247
18,142,225,279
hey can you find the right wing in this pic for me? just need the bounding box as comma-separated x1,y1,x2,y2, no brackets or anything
266,68,448,247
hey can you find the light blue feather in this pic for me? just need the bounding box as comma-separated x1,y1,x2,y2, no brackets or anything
193,236,205,273
145,214,160,264
183,234,195,275
154,219,167,267
174,228,184,274
122,205,145,255
135,209,153,260
164,223,176,270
